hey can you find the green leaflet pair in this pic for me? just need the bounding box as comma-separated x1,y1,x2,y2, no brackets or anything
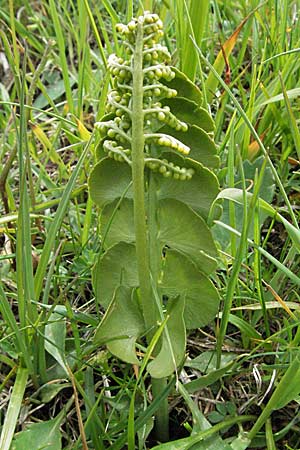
89,11,220,378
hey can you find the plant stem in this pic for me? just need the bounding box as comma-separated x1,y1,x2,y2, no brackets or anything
131,20,156,331
151,377,169,442
148,174,169,441
131,21,169,441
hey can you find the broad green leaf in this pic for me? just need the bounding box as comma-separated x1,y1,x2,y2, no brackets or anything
161,250,219,329
11,413,63,450
93,242,138,309
101,169,219,246
89,158,132,208
45,310,67,374
161,97,214,132
161,66,202,105
147,295,186,378
94,246,219,342
101,198,135,248
94,286,145,365
36,303,98,327
226,314,261,341
243,157,275,205
230,436,252,450
161,124,219,168
98,199,218,295
156,160,219,219
38,382,71,403
208,411,226,423
185,351,236,372
33,76,76,109
184,359,236,394
159,199,218,275
108,336,140,366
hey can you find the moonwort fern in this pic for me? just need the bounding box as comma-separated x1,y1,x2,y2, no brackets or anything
89,11,220,439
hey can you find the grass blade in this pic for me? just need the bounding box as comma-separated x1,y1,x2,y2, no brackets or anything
181,0,210,82
263,48,300,63
195,42,299,230
83,0,107,69
48,0,74,113
216,188,300,251
215,220,300,287
0,367,28,450
0,285,30,368
34,135,94,300
279,73,300,161
266,418,276,450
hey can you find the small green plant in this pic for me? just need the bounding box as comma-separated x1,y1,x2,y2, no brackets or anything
89,10,220,440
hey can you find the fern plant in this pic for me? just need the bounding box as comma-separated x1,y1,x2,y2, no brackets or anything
89,11,220,440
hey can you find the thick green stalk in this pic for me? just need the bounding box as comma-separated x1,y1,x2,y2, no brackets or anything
131,22,169,441
148,174,169,442
131,20,155,331
151,378,169,442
